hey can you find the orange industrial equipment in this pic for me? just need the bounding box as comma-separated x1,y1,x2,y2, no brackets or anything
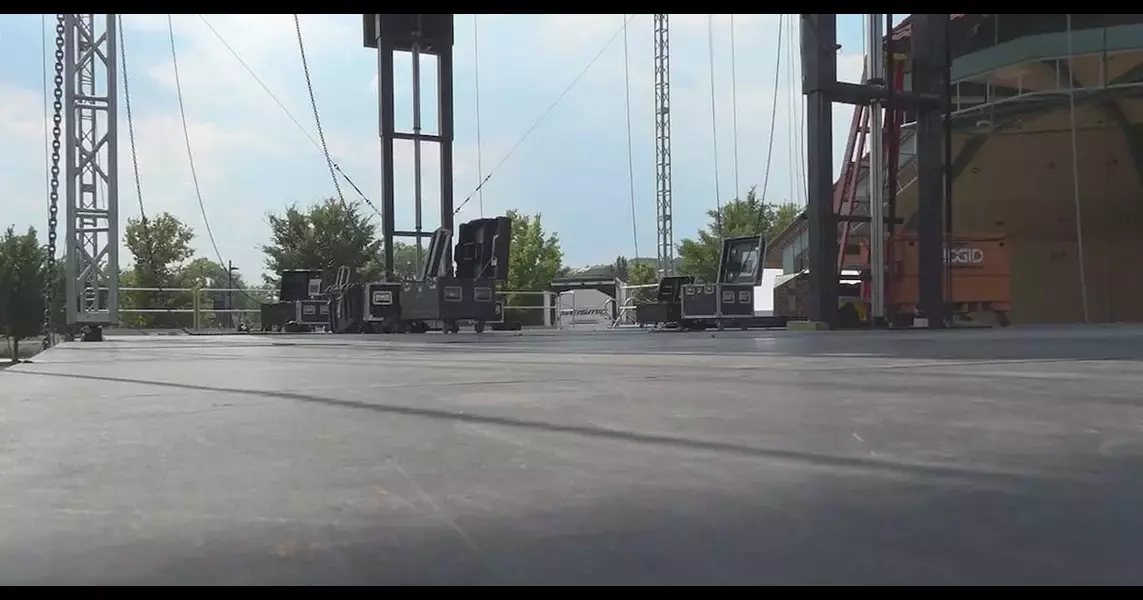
834,25,1009,329
887,235,1012,326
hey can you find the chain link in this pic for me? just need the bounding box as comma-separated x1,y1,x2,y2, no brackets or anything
42,14,65,350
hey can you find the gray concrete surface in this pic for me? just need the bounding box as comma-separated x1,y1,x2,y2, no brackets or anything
2,325,1143,585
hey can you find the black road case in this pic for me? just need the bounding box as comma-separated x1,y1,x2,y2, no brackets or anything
364,282,402,323
679,234,766,327
296,299,330,327
400,277,498,323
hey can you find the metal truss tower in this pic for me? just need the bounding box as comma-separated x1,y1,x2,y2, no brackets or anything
62,14,119,327
653,13,674,276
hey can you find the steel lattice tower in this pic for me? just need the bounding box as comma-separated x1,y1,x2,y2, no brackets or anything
62,14,119,326
653,14,674,276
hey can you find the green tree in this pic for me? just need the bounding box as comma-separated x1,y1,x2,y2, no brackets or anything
125,213,196,283
677,186,799,282
47,256,74,339
506,210,563,291
262,198,384,286
122,213,197,329
614,255,629,281
626,260,658,303
0,227,47,360
503,210,563,326
179,257,238,289
387,242,422,280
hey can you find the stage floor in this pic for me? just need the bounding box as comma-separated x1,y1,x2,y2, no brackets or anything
2,325,1142,584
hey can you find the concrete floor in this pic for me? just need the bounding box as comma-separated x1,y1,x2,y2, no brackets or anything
2,325,1143,585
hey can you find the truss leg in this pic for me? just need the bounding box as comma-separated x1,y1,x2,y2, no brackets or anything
653,14,674,277
367,15,455,279
802,14,839,328
866,14,887,325
64,14,119,329
911,14,950,328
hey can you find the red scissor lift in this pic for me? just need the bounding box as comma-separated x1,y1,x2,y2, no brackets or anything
834,15,1011,328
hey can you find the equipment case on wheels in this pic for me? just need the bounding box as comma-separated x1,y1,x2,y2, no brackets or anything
680,234,766,329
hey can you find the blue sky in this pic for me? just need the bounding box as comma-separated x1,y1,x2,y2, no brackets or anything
0,14,868,280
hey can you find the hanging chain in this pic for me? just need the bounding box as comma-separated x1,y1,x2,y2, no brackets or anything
42,14,65,350
293,15,345,209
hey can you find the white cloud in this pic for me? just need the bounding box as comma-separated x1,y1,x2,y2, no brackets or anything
0,85,51,219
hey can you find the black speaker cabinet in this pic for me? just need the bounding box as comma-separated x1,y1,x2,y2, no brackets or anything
455,216,511,280
656,275,694,302
279,269,323,302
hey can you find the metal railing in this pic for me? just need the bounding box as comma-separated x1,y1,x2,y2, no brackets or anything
112,286,275,331
498,290,557,328
612,282,658,327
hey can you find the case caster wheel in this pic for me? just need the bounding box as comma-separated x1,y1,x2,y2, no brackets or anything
995,311,1010,327
474,320,486,334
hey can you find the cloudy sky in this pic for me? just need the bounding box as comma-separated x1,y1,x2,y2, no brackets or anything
0,13,869,280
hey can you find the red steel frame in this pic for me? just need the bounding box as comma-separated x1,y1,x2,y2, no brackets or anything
833,57,907,303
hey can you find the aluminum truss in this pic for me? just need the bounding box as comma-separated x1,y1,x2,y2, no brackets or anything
63,14,119,326
653,13,674,276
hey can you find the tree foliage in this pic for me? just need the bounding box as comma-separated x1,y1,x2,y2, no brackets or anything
0,227,47,359
121,214,267,329
506,210,563,292
626,260,659,303
385,242,423,281
501,210,563,326
261,198,388,285
629,261,657,286
677,186,799,283
125,213,196,285
121,213,197,329
611,255,658,302
614,256,630,281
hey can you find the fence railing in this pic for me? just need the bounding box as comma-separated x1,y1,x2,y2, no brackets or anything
111,286,276,331
612,282,658,327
